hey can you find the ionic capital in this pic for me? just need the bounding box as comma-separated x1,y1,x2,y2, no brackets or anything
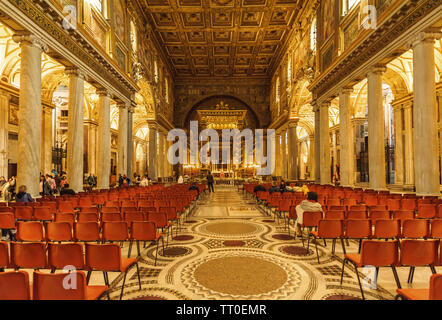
409,28,442,48
12,34,49,53
65,67,85,79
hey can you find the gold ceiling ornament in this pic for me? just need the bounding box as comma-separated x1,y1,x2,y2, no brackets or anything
215,101,230,110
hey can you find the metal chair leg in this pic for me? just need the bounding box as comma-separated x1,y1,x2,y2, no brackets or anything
340,258,347,285
136,262,142,290
119,271,128,300
314,237,320,263
391,265,402,289
353,262,365,300
340,238,347,254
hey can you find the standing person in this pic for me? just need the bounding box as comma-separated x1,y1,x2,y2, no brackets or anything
42,175,52,196
206,171,214,193
16,185,35,203
8,177,16,200
87,173,95,188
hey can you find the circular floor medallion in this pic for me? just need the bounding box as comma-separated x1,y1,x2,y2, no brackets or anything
272,234,295,241
199,221,261,237
280,245,312,256
158,246,191,257
193,256,287,296
173,235,194,241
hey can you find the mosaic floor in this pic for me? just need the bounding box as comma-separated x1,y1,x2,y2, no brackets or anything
94,186,438,300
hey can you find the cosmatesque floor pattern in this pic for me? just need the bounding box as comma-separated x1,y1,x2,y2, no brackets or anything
91,186,440,300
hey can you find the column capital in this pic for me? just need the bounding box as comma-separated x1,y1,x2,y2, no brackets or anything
147,121,158,130
402,101,413,110
340,87,354,95
320,101,331,109
96,88,110,97
65,67,85,79
368,64,387,75
12,34,49,53
408,28,442,48
288,118,299,128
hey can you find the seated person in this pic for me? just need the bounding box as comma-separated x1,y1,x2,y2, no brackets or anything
295,192,323,236
253,184,266,193
279,180,288,193
60,183,76,196
189,182,199,199
268,182,280,194
15,185,35,203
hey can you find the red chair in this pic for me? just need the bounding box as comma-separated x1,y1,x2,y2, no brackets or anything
345,219,372,253
369,211,390,224
402,219,430,239
74,222,101,242
16,221,44,242
349,205,367,212
346,211,368,220
85,243,141,300
78,207,99,214
0,241,9,270
146,212,172,246
78,198,93,207
58,201,76,213
102,222,129,244
417,204,437,219
327,199,341,207
310,220,346,263
14,207,33,221
77,212,99,223
33,206,53,221
392,210,414,223
324,211,345,220
0,271,31,300
10,242,47,270
299,211,323,249
396,273,442,300
278,199,292,227
340,240,401,300
286,206,297,236
431,220,442,239
401,199,417,211
399,239,438,284
47,242,85,272
374,219,400,239
33,270,107,300
129,221,164,265
45,222,73,242
54,212,75,228
343,198,357,207
100,207,120,214
105,201,120,208
101,212,122,223
0,213,17,241
387,199,401,211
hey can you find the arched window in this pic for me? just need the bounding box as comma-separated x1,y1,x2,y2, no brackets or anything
88,0,104,14
287,56,292,89
342,0,360,16
310,18,317,52
130,20,137,53
164,77,169,103
275,77,280,103
154,60,159,83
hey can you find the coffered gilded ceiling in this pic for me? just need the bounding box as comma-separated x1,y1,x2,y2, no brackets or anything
136,0,301,78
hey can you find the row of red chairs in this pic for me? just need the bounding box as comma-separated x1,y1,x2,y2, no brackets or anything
0,241,141,300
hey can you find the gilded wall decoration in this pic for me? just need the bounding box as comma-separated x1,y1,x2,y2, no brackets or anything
321,0,336,44
115,45,126,71
8,96,18,125
114,0,126,43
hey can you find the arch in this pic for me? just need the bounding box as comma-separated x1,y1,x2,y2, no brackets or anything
182,94,261,129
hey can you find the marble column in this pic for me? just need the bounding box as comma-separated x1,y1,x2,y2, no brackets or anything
127,104,134,179
392,104,404,185
0,92,8,178
13,34,47,197
96,90,111,189
314,105,321,184
339,88,355,187
367,65,387,190
287,119,299,180
66,68,85,192
403,103,414,186
281,129,287,179
117,103,128,176
275,133,281,177
411,31,441,196
308,135,315,181
87,121,98,175
148,122,158,180
158,130,164,178
41,105,53,175
319,102,331,185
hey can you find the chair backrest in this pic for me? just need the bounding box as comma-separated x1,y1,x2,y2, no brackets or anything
431,220,442,239
105,201,120,208
33,270,87,300
278,199,292,212
349,205,367,212
101,212,122,222
0,271,30,300
361,240,399,266
57,201,75,213
288,206,297,219
14,206,33,220
399,239,438,266
387,198,401,211
402,219,429,238
77,212,99,223
78,206,99,214
85,243,121,271
346,211,368,220
78,198,93,207
417,204,437,219
47,242,84,270
100,207,120,214
74,222,100,242
370,210,390,223
374,219,400,239
17,221,44,242
120,200,137,208
345,219,371,239
317,219,344,238
0,212,16,229
146,212,168,228
130,221,157,241
33,206,53,221
0,241,9,268
401,198,417,211
327,199,341,207
342,198,357,207
45,222,73,242
124,211,144,224
429,274,442,300
102,222,129,242
324,210,345,220
54,212,75,228
369,205,388,212
10,242,46,269
302,211,323,227
392,210,414,223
